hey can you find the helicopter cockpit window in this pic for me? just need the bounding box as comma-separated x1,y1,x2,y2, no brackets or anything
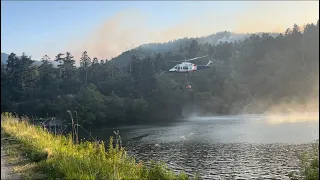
174,66,178,69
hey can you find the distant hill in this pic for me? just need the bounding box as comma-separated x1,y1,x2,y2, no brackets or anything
1,53,9,64
1,52,59,67
1,31,279,68
110,31,279,67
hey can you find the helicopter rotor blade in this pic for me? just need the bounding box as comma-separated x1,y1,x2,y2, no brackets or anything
185,55,208,62
165,55,209,63
165,61,183,63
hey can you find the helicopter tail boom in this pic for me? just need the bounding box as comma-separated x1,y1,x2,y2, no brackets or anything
196,65,210,70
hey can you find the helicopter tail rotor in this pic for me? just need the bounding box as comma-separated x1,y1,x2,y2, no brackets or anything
206,60,213,66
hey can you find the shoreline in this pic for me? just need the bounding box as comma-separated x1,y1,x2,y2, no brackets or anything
1,113,318,180
1,114,191,180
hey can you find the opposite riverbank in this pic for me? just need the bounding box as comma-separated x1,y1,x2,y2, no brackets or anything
1,113,192,180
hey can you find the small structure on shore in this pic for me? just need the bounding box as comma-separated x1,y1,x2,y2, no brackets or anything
32,117,66,135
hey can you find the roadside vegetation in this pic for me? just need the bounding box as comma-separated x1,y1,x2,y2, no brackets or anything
1,113,191,180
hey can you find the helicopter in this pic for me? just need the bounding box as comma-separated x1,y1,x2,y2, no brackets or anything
166,55,212,90
168,55,212,73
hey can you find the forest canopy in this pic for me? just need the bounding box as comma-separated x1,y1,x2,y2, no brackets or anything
1,21,319,125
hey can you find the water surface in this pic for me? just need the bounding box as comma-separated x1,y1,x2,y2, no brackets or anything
82,114,319,179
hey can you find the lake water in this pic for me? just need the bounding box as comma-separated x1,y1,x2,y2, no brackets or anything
82,114,319,179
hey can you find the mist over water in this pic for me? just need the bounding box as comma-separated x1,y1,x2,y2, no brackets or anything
85,113,319,145
82,114,319,179
133,114,319,144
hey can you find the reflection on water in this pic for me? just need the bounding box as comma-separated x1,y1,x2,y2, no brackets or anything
81,115,319,179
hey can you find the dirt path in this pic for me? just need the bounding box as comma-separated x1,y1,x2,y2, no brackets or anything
1,145,20,180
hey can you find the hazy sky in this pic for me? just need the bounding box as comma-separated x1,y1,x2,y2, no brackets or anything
1,1,319,60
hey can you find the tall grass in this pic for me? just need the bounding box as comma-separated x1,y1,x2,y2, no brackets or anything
288,140,319,180
1,113,189,180
299,140,319,180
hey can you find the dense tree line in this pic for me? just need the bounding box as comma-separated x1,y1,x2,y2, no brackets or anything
1,21,318,125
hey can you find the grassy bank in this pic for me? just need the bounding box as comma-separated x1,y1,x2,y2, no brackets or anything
1,113,190,180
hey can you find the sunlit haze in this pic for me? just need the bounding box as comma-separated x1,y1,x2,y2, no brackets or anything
1,1,319,179
1,1,319,60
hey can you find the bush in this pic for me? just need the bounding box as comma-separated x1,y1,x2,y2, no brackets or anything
299,140,319,180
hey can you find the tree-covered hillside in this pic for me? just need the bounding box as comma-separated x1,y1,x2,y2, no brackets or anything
111,31,279,68
1,21,318,126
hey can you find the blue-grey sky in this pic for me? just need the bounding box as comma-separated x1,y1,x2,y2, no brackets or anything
1,1,319,60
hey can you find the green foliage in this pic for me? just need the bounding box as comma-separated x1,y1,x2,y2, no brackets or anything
1,21,319,124
1,114,188,180
289,140,319,180
299,141,319,180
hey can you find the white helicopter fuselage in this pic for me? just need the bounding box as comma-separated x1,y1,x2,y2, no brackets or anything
169,62,197,73
167,55,212,73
